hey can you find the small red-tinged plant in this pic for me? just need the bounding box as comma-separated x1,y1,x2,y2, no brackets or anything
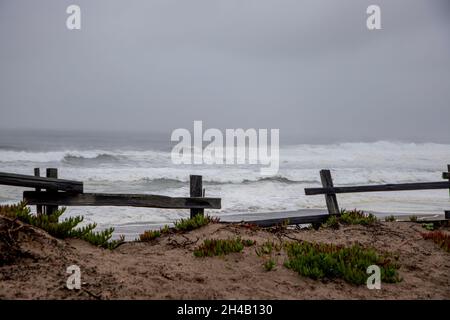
194,237,255,257
139,225,170,242
421,231,450,252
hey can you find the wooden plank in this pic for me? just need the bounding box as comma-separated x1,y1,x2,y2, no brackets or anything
23,191,221,209
0,171,83,193
305,181,450,195
320,169,340,215
33,168,43,215
232,214,329,228
221,209,328,223
190,175,204,218
45,168,58,215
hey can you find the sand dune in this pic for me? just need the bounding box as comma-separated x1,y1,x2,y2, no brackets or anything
0,216,449,299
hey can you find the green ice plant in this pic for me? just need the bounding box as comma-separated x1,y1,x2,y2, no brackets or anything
322,210,378,229
284,241,401,285
194,237,255,257
139,215,215,242
0,202,124,249
174,214,216,231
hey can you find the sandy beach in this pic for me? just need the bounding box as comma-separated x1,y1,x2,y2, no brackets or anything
1,215,448,300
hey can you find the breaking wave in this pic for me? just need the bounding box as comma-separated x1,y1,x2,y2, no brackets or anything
62,153,122,165
1,140,450,225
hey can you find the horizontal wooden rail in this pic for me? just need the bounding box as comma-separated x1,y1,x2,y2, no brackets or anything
0,172,83,193
23,191,221,209
239,214,329,227
305,181,450,195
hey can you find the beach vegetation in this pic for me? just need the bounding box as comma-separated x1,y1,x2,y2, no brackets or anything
255,240,281,256
139,215,216,242
263,258,276,271
242,239,256,247
339,209,378,225
139,229,162,242
139,225,171,242
161,224,170,234
409,215,418,222
0,202,124,249
174,214,217,232
256,241,281,271
323,215,340,229
421,223,434,231
194,237,255,257
322,210,377,228
421,231,450,252
384,215,396,222
284,241,401,285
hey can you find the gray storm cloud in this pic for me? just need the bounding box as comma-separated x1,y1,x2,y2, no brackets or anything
0,0,449,142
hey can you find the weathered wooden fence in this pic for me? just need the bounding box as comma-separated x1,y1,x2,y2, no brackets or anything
1,164,449,227
305,165,450,220
0,171,83,193
0,169,221,219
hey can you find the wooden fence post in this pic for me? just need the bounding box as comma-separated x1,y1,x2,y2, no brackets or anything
190,175,204,218
447,165,450,225
45,168,58,215
447,164,450,197
33,168,42,215
320,169,340,215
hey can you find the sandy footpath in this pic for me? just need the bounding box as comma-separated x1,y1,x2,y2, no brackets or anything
0,215,449,299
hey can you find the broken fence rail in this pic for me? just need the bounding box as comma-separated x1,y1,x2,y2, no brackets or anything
0,171,83,193
23,191,221,210
305,166,450,217
0,169,220,215
305,181,450,196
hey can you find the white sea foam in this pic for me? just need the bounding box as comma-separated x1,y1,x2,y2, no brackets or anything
1,141,449,230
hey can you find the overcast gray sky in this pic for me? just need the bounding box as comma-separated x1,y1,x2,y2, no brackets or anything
0,0,449,142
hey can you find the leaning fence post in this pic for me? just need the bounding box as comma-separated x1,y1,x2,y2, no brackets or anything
445,164,450,223
447,164,450,197
190,175,204,218
320,169,340,215
45,168,58,215
33,168,43,215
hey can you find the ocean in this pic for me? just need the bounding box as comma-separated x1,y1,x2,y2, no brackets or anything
0,129,449,239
